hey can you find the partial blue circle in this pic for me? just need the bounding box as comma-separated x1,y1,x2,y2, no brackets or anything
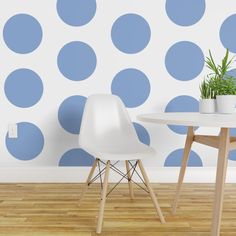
4,69,43,108
133,122,150,145
3,14,42,54
226,69,236,79
111,14,151,54
229,150,236,161
57,0,96,26
111,68,150,108
228,128,236,161
5,122,44,161
220,14,236,53
165,41,204,81
165,95,199,134
57,41,97,81
230,129,236,137
59,148,95,166
58,95,87,134
166,0,205,26
164,149,203,167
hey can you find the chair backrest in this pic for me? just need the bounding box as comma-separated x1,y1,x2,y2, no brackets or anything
79,94,139,153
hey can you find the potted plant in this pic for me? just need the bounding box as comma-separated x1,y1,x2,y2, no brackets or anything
205,49,236,113
209,76,236,113
199,77,216,113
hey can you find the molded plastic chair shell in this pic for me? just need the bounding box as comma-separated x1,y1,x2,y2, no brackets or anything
79,94,155,160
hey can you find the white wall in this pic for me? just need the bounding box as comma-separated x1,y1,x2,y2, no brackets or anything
1,0,236,182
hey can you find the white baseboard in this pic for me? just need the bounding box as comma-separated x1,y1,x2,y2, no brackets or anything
0,167,236,183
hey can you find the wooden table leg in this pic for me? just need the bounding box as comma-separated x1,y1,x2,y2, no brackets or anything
211,128,230,236
172,126,194,214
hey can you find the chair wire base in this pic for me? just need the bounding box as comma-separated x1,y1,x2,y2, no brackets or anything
88,159,149,198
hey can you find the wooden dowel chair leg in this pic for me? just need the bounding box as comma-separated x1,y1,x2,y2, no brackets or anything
172,126,194,214
137,160,165,224
96,160,110,234
125,160,134,199
79,158,98,206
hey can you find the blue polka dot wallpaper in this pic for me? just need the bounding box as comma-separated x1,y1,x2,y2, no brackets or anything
1,0,236,168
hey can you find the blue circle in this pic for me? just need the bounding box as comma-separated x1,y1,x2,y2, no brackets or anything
164,149,203,167
58,95,87,134
3,14,42,54
57,0,96,26
133,122,150,145
5,122,44,161
165,41,204,81
111,14,151,54
59,148,95,166
165,95,199,134
166,0,205,26
4,69,43,108
111,68,150,108
220,14,236,53
57,41,97,81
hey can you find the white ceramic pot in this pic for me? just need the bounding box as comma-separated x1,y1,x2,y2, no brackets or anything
199,99,216,113
216,95,236,114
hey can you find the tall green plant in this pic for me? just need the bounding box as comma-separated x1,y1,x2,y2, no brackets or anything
205,49,235,79
202,49,236,96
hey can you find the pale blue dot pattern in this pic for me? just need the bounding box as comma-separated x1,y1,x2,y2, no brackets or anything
57,41,97,81
6,122,44,161
111,68,150,108
3,14,42,54
220,14,236,53
166,0,205,26
58,95,87,134
230,129,236,137
226,69,236,79
4,69,43,108
165,95,199,134
229,150,236,161
165,41,204,81
57,0,96,26
59,148,95,166
111,14,151,54
133,122,150,145
229,129,236,161
164,149,203,167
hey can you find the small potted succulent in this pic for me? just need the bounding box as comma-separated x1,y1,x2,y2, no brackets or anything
203,49,236,114
199,77,216,113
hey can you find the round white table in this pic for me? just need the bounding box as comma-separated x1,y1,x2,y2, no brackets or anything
137,112,236,236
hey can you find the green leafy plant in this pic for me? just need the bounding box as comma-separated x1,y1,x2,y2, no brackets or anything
209,76,236,96
199,78,214,99
205,49,235,79
202,49,236,96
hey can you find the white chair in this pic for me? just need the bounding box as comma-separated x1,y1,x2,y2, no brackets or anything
79,94,165,234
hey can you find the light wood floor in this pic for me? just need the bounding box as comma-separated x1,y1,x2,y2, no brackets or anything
0,183,236,235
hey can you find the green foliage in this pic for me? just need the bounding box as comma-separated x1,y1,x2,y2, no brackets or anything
201,49,236,97
205,49,235,79
199,78,214,99
209,76,236,96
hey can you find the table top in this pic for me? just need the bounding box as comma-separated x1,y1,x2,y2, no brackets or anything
137,112,236,128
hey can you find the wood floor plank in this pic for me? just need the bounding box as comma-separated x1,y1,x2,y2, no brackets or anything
0,183,235,235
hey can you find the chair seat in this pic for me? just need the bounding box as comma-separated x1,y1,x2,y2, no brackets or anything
82,142,156,161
